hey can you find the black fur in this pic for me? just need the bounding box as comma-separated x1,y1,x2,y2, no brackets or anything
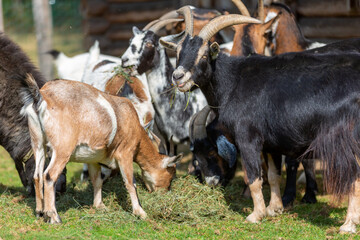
191,117,237,186
0,33,47,194
0,33,66,194
175,36,360,198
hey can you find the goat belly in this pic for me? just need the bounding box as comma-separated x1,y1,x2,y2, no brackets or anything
70,144,112,165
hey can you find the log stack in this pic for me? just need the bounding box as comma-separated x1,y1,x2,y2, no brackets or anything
81,0,178,56
81,0,360,56
297,0,360,41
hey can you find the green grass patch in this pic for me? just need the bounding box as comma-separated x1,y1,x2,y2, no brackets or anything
0,32,358,239
0,145,358,239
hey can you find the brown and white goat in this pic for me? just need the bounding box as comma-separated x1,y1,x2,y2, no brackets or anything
22,75,182,223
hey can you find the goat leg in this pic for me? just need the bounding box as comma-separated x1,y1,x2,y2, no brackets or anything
116,150,147,219
88,163,106,209
266,153,283,216
43,152,68,224
340,179,360,233
238,139,266,223
282,156,300,207
301,159,317,204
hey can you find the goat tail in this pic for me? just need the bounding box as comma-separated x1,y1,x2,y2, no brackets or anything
304,119,360,201
21,73,46,204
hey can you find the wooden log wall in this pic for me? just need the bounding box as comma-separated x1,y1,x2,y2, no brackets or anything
81,0,177,56
81,0,360,56
297,0,360,40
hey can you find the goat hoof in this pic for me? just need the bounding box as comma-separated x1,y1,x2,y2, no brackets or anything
282,195,295,208
340,221,357,234
266,205,283,217
44,211,62,224
245,212,264,223
301,193,317,204
95,202,106,210
133,208,147,220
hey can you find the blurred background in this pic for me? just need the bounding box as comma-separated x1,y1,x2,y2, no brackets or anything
3,0,360,60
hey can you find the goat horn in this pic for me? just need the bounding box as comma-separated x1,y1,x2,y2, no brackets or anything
258,0,265,22
198,14,262,43
189,105,211,142
232,0,250,17
143,19,159,31
159,10,180,20
176,5,194,37
147,18,184,34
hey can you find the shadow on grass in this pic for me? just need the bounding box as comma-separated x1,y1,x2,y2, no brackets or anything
0,168,134,219
222,171,346,229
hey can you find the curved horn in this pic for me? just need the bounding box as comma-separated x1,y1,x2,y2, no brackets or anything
232,0,251,17
189,105,211,142
159,10,180,20
198,14,262,43
147,18,184,34
258,0,265,22
176,5,194,37
143,19,160,31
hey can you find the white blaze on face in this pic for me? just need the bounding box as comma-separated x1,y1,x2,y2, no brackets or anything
122,31,147,70
265,11,279,53
96,95,117,146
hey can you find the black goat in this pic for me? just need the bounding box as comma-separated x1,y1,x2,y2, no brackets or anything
0,33,66,194
161,13,360,233
189,106,237,186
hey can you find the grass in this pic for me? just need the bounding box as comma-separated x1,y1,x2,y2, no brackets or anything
0,144,357,240
0,33,358,239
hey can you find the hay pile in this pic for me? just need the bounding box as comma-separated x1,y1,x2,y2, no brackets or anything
137,175,237,223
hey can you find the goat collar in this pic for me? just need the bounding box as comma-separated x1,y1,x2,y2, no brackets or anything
22,149,33,163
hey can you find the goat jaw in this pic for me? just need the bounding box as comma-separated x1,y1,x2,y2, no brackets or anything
173,68,194,92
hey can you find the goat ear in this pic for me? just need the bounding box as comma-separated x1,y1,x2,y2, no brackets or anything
159,31,185,51
162,153,183,168
210,42,220,60
132,26,142,35
261,12,281,33
216,135,237,168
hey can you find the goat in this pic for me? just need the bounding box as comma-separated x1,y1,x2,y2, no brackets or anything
161,12,360,233
47,42,121,81
0,33,67,194
50,41,156,182
229,0,320,206
21,75,182,223
121,14,208,154
189,106,238,186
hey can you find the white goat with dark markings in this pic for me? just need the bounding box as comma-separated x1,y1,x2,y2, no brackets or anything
121,17,208,153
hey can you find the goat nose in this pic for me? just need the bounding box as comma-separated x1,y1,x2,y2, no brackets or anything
173,71,184,81
121,57,129,64
205,176,220,186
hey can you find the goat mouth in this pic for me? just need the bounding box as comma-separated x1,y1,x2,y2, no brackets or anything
123,65,138,75
177,80,193,92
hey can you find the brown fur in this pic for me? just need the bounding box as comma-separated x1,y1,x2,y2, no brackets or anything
26,79,181,223
231,16,279,56
105,74,152,126
263,6,305,55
